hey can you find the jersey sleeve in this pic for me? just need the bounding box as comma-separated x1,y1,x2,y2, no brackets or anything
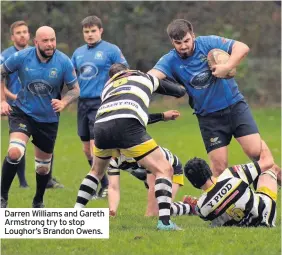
200,35,235,55
71,52,77,71
111,46,128,66
153,53,174,78
2,51,24,74
63,57,78,89
229,162,261,185
108,158,121,176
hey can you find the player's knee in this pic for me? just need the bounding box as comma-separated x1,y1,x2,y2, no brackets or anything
210,158,227,177
7,139,26,164
35,157,52,175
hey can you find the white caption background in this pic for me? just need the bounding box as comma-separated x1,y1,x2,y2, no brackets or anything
0,208,109,239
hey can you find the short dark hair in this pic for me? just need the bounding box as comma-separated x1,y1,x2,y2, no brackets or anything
184,157,212,189
109,63,128,78
10,20,28,35
167,19,193,40
81,16,102,29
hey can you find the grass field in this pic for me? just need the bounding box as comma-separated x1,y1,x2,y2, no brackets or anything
1,105,281,255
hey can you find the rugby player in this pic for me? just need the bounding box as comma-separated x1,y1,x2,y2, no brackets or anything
1,26,79,208
75,63,186,230
183,140,280,227
148,19,276,178
71,15,128,199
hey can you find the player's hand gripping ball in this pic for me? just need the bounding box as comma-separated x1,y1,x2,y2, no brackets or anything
207,49,236,78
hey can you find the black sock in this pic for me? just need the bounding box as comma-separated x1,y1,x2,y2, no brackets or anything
33,172,50,203
100,174,109,188
1,157,19,200
17,155,28,186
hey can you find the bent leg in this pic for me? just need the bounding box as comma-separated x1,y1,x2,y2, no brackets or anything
75,155,110,208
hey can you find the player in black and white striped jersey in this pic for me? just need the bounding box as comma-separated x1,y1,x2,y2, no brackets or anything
107,145,194,217
183,140,280,227
75,63,186,231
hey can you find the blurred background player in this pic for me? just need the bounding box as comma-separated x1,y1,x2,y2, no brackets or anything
1,20,30,188
71,15,128,198
183,140,280,227
74,63,186,230
1,26,79,208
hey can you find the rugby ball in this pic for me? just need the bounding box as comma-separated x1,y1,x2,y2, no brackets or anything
207,49,236,78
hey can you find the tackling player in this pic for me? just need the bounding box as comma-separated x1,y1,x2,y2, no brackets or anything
75,63,186,230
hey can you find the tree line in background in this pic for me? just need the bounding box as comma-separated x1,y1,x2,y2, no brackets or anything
1,1,281,105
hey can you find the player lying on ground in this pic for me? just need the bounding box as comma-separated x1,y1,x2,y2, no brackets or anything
183,140,280,227
108,145,194,217
75,63,186,230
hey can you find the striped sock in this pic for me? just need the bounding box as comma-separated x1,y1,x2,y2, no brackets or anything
75,174,99,208
170,202,191,216
155,177,172,225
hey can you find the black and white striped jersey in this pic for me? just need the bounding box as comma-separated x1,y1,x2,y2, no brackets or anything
95,70,160,127
108,147,182,176
196,162,275,227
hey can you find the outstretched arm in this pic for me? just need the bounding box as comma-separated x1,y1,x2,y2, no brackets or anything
148,110,180,124
155,78,186,98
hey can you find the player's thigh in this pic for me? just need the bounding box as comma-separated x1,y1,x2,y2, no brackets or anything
197,112,232,154
137,147,172,178
91,156,111,177
236,134,261,159
31,121,59,154
232,100,261,158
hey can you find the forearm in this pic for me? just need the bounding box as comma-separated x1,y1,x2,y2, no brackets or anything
61,84,80,107
1,80,6,102
4,85,17,100
156,78,186,98
227,41,250,69
148,113,164,124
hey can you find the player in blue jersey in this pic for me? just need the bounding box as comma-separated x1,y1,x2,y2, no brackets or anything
1,21,63,190
0,26,80,208
71,16,128,198
1,21,30,188
148,19,269,177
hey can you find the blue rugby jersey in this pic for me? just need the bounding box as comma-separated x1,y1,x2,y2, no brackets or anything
154,35,244,116
71,40,128,99
3,47,77,122
0,46,30,105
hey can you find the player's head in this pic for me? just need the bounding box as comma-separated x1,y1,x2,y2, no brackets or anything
167,19,195,58
34,26,56,59
81,16,103,45
184,157,212,189
109,63,129,78
10,21,30,49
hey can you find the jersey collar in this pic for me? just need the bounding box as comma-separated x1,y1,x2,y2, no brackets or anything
87,40,102,49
